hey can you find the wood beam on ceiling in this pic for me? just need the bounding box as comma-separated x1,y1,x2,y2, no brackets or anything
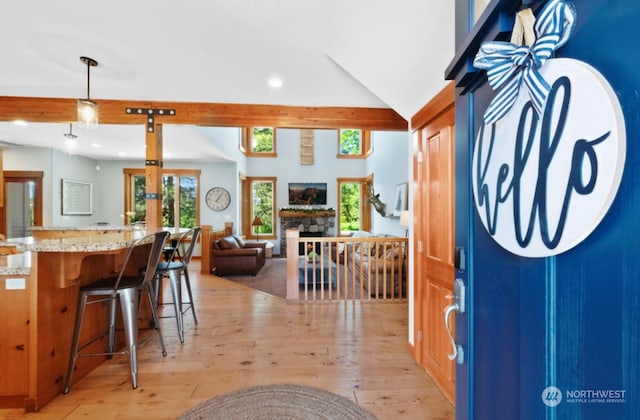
0,96,408,131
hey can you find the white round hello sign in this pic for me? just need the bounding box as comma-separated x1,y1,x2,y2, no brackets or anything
472,58,626,257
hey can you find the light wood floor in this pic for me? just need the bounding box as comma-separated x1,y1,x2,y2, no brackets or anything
1,261,454,419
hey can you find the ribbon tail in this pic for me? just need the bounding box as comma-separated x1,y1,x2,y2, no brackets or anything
523,65,551,115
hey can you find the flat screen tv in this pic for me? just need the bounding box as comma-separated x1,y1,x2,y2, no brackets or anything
288,182,327,205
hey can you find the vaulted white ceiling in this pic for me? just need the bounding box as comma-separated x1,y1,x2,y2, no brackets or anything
0,0,454,161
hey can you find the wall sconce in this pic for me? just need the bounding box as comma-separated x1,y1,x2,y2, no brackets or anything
77,56,99,127
400,210,410,237
251,216,263,241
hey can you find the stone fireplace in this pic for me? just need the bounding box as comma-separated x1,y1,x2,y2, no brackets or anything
279,209,336,256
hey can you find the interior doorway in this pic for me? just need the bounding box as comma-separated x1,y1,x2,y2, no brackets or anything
0,171,43,238
411,82,456,404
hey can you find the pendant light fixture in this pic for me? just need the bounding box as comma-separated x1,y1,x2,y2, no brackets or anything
63,123,79,154
64,123,77,139
77,56,99,128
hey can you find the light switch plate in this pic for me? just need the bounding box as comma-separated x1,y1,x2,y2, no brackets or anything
5,278,26,290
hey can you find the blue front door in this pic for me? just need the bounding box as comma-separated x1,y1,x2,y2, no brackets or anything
448,0,640,418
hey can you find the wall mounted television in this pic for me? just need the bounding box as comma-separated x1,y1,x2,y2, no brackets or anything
288,182,327,205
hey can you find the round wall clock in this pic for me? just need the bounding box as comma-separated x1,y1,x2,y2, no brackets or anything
205,187,231,211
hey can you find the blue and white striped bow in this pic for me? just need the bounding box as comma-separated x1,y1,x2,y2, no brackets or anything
473,0,576,125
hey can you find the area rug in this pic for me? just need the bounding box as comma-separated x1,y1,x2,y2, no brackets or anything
177,383,377,419
220,257,287,298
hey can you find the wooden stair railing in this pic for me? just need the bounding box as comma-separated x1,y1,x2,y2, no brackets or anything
286,229,408,302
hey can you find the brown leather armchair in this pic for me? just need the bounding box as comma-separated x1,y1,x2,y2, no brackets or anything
212,234,266,276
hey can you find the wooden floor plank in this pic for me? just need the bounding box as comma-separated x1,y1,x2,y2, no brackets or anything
1,261,454,419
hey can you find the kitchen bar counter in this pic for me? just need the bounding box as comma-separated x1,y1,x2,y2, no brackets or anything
0,227,184,412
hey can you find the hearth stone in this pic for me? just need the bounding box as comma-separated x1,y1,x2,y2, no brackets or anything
279,215,335,256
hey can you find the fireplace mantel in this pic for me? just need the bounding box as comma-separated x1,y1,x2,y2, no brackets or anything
278,210,336,218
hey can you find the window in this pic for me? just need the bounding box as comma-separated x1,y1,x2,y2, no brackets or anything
124,169,200,228
241,127,277,157
337,177,371,234
242,176,277,239
337,129,371,159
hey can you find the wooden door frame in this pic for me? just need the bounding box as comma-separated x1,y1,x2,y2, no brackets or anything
410,82,455,396
0,171,44,237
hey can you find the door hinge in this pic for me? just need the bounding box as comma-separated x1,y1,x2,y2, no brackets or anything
417,240,423,253
417,151,423,163
417,330,423,342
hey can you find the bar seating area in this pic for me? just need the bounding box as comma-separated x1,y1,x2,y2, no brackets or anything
63,231,170,393
0,226,197,411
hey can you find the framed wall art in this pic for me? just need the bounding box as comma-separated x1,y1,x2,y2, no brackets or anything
393,182,408,216
61,179,93,215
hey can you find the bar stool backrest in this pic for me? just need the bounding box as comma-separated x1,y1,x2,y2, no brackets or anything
181,227,201,265
166,227,201,265
115,231,170,290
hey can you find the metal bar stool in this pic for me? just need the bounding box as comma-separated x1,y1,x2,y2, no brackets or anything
63,231,170,393
155,227,201,343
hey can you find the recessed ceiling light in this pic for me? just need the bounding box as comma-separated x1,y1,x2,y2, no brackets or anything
91,143,101,148
268,76,283,88
13,120,28,126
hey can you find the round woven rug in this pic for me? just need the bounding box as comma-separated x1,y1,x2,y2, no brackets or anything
178,383,377,420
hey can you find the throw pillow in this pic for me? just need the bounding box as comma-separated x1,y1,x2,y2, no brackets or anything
232,234,246,248
219,237,240,249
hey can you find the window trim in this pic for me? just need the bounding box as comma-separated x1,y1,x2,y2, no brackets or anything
242,176,277,240
336,129,372,159
123,168,201,227
336,175,372,234
241,127,278,158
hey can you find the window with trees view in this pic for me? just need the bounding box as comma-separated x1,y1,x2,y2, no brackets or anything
125,169,200,228
247,177,276,238
338,129,371,158
337,177,371,233
251,127,276,154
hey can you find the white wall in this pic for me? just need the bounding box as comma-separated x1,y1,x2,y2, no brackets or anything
4,146,104,226
3,128,409,251
247,129,366,213
366,131,410,237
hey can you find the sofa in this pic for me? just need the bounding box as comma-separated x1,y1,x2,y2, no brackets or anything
212,234,266,276
331,231,406,297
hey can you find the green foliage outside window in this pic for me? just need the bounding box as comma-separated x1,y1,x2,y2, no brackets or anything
178,176,197,227
340,182,361,231
253,181,274,234
340,129,362,155
133,175,197,228
252,127,274,152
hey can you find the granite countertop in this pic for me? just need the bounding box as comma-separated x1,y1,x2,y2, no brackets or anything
27,225,135,232
0,227,187,274
0,252,31,275
4,230,144,253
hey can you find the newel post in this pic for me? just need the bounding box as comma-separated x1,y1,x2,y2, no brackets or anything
200,225,212,274
286,229,300,301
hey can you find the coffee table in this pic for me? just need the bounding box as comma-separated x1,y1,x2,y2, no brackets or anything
298,255,336,288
